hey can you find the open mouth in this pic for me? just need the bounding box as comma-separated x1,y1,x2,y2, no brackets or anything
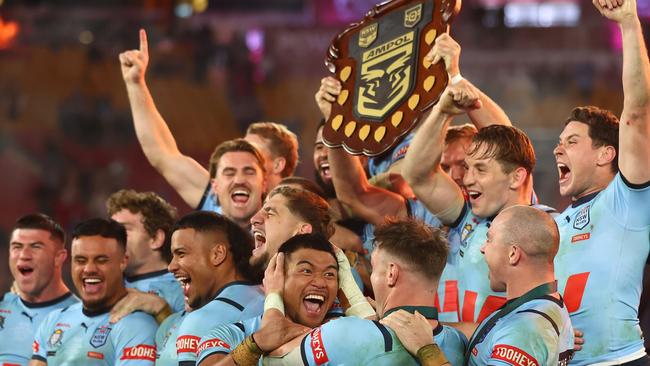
557,163,571,184
231,189,251,206
82,277,104,294
252,229,266,250
467,190,482,202
319,162,331,179
303,294,326,315
175,275,192,298
17,265,34,276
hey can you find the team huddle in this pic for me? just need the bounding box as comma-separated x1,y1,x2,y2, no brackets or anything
1,0,650,365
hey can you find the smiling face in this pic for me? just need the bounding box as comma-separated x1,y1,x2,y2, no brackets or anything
9,229,66,302
313,126,332,187
110,209,153,276
168,228,221,310
283,248,338,328
463,144,516,219
250,193,308,269
554,121,607,199
211,151,266,227
71,235,127,311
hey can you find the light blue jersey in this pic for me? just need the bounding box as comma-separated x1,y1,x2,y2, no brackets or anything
437,228,460,322
0,292,78,366
32,302,157,365
367,132,414,177
176,281,263,365
125,270,184,313
467,287,574,366
197,307,467,366
155,311,186,366
450,202,556,323
554,174,650,365
197,186,222,214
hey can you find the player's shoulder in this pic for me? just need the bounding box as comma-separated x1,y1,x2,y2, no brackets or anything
437,323,469,347
502,297,567,337
320,317,390,343
116,310,158,329
0,291,18,306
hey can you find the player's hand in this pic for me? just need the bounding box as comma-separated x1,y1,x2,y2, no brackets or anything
438,79,482,116
380,310,436,356
573,329,584,351
119,29,149,85
255,310,310,353
263,253,285,295
593,0,636,25
109,288,168,324
425,33,461,77
315,76,342,120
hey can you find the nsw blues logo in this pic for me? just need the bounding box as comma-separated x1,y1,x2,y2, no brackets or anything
573,205,590,230
89,325,112,348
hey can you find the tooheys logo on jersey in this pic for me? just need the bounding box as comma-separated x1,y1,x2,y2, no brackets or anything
120,344,156,361
354,4,422,121
176,335,201,353
491,344,539,366
197,338,231,353
310,327,329,365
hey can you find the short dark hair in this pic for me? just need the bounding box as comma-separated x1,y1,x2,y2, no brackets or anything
445,123,477,145
106,189,178,263
278,176,327,199
172,211,258,283
566,106,619,173
208,138,266,179
278,233,338,266
72,218,127,250
373,218,447,281
13,213,65,245
468,125,536,175
246,122,299,177
267,186,334,238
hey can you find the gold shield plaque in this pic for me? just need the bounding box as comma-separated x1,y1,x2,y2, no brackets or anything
324,0,461,157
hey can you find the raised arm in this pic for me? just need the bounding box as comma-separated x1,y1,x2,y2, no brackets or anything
431,33,511,128
595,0,650,183
120,29,209,208
402,81,482,225
315,77,409,225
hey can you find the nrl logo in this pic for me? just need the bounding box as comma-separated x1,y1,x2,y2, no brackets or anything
323,0,461,156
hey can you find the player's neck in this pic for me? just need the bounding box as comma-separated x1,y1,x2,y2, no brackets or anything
571,172,614,201
384,281,438,314
208,268,246,300
506,270,555,300
20,279,70,304
127,258,168,278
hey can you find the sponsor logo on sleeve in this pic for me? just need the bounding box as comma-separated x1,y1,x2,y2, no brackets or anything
491,344,539,366
197,338,231,355
120,344,156,361
176,335,201,354
32,340,40,354
310,327,329,365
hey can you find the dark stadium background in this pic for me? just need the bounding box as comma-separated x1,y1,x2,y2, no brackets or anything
0,0,647,297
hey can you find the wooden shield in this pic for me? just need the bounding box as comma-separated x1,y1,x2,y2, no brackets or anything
323,0,461,156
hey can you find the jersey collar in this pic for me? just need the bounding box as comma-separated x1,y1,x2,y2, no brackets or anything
382,305,438,320
21,292,74,309
571,191,600,208
212,280,257,300
125,269,169,283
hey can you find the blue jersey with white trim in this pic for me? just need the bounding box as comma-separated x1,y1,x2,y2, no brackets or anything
32,302,157,365
450,202,556,323
155,311,186,366
197,186,222,214
554,174,650,365
176,281,263,364
125,270,184,313
467,296,574,366
0,292,78,366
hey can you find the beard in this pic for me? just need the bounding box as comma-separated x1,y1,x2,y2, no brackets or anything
314,169,337,199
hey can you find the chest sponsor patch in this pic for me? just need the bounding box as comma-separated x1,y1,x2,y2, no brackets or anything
121,344,156,361
491,344,539,366
573,205,590,230
87,351,104,360
90,325,112,348
571,233,590,243
310,327,329,365
176,335,201,354
197,338,231,354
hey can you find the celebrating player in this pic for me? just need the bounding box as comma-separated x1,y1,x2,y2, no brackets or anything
552,0,650,364
31,218,158,365
0,214,78,366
